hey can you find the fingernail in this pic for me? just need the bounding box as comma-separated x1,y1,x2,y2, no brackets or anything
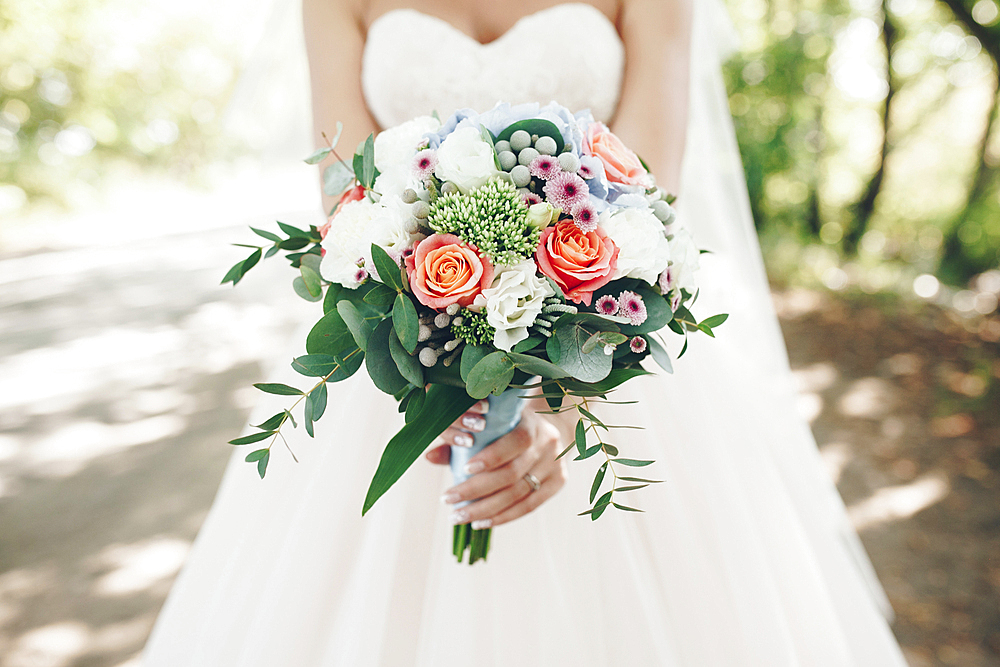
454,433,473,448
440,492,460,504
471,519,492,529
464,461,485,475
449,510,469,524
462,415,485,431
477,400,490,414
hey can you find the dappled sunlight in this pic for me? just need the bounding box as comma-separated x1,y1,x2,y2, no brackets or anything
90,539,190,597
837,377,897,419
5,621,91,667
847,472,951,531
819,442,853,485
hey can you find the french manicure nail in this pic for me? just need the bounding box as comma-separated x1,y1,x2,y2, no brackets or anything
440,492,460,504
471,519,492,529
462,415,485,431
454,433,473,448
449,510,469,524
464,461,486,475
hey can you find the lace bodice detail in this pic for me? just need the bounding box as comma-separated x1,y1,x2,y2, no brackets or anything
362,3,625,129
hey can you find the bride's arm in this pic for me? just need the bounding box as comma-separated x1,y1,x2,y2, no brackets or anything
611,0,693,194
302,0,379,213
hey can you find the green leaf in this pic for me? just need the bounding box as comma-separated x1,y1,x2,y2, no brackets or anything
337,300,374,351
245,448,268,462
545,390,565,411
614,484,649,493
678,336,689,358
612,503,643,513
304,147,331,164
603,444,619,456
479,124,503,171
293,276,322,302
549,321,614,383
264,246,280,259
388,327,424,387
511,336,543,353
323,160,355,197
257,449,270,478
363,283,397,308
221,260,245,285
556,441,576,460
700,313,729,329
278,221,310,238
253,412,286,431
283,409,297,429
466,352,516,399
361,133,376,188
496,118,564,150
560,368,653,394
229,431,273,445
307,310,357,356
370,244,403,291
577,406,606,429
292,354,341,377
460,345,490,383
278,237,310,251
393,293,419,354
304,398,315,437
612,458,655,467
366,318,409,395
250,226,281,242
300,265,323,298
506,352,569,379
618,476,663,484
646,336,673,374
404,386,426,423
241,248,262,275
575,444,602,460
590,461,608,503
363,385,477,515
697,323,716,338
575,419,587,455
253,383,303,396
311,382,328,422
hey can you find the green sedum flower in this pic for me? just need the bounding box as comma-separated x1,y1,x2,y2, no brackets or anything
451,309,496,347
427,178,541,266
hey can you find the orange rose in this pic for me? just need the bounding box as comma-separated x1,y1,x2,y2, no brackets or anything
405,234,494,310
319,184,366,240
535,219,618,306
583,122,649,187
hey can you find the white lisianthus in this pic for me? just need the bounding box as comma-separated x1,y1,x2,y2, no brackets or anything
373,115,440,173
321,196,419,288
434,126,501,193
473,261,555,352
599,207,671,284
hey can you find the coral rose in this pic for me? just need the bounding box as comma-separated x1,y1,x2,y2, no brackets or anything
405,233,494,310
535,219,619,306
583,122,650,187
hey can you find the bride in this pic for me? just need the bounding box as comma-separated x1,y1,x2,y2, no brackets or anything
143,1,910,665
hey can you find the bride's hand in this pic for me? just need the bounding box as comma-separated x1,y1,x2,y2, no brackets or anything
424,404,567,529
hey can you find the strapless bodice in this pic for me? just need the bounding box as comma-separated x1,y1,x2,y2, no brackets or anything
361,3,625,129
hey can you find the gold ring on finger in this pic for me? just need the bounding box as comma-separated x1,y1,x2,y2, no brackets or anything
523,472,541,493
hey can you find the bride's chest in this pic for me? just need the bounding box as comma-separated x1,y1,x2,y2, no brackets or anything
360,3,625,129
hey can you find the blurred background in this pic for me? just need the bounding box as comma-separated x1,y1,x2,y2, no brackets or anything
0,0,997,665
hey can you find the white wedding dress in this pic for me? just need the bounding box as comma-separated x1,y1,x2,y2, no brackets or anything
143,3,909,666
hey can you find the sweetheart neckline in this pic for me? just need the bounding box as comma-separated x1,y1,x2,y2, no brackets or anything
365,3,619,48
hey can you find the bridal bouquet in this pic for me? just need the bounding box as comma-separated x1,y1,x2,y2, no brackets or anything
223,102,725,564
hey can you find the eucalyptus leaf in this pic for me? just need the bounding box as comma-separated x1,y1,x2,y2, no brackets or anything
245,448,269,462
612,503,643,513
363,283,397,308
700,313,729,329
370,244,403,291
460,345,490,383
277,221,310,239
300,265,323,298
337,300,374,351
250,226,281,242
293,276,322,302
506,352,569,379
256,449,270,478
388,328,424,387
278,237,310,251
311,382,328,422
361,133,376,188
393,293,419,354
466,352,516,400
612,458,655,467
575,419,587,455
253,412,286,431
511,336,542,353
551,321,614,383
292,354,341,377
590,461,608,503
220,260,245,286
323,160,355,197
253,383,303,396
366,318,409,395
307,310,357,356
304,147,331,164
229,431,273,446
646,335,674,374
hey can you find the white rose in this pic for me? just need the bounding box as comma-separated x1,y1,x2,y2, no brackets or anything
321,196,419,288
599,207,671,284
374,115,440,173
434,126,501,193
473,261,555,352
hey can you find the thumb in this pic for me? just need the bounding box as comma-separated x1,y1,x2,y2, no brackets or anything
424,444,451,465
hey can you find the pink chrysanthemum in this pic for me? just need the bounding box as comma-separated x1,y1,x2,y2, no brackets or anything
571,201,599,233
521,191,543,206
595,294,619,316
629,336,647,354
543,171,589,210
353,265,369,284
529,155,560,180
412,150,438,180
618,290,647,326
577,162,594,179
